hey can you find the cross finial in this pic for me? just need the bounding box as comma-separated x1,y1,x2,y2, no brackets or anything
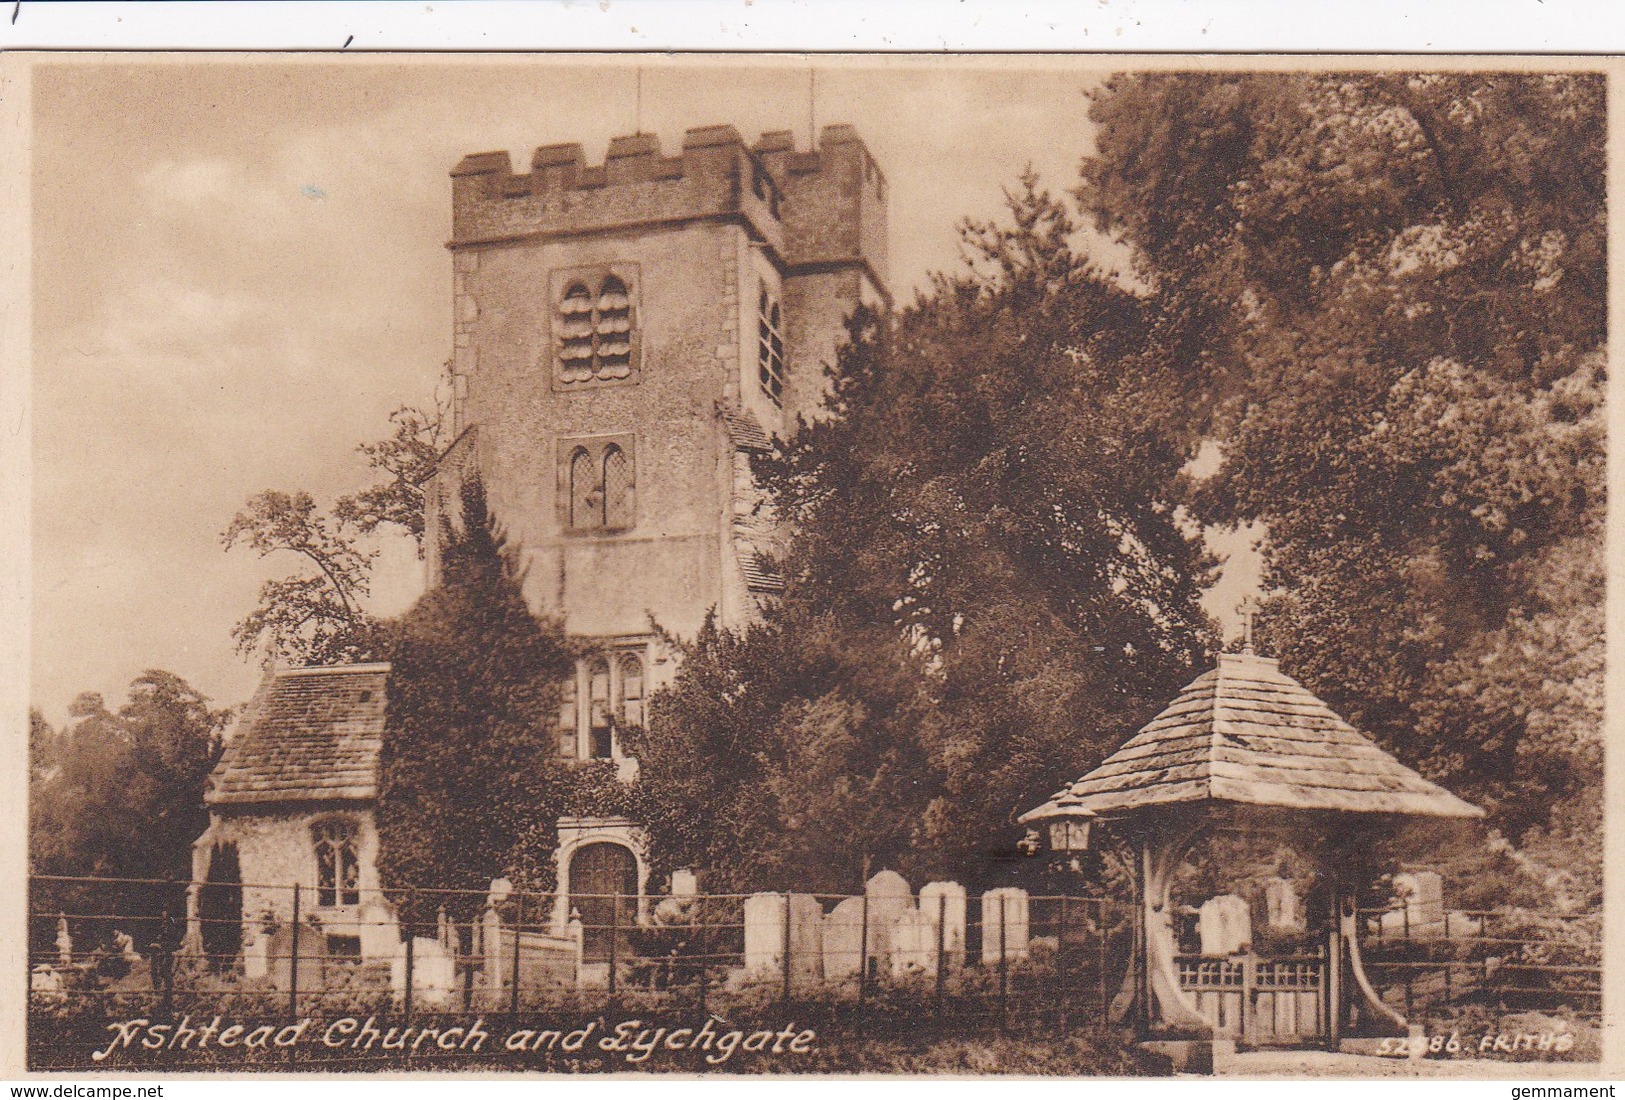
1238,596,1261,655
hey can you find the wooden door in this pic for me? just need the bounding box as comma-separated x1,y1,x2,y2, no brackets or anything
570,843,637,962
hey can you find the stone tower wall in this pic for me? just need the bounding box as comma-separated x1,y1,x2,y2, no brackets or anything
436,123,888,645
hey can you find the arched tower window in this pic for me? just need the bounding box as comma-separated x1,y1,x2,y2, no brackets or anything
588,657,613,760
758,285,785,406
619,653,645,728
557,645,651,761
561,436,635,532
569,447,598,529
602,445,634,529
312,819,360,908
556,270,637,384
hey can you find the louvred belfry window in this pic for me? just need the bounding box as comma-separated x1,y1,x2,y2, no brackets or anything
556,270,637,385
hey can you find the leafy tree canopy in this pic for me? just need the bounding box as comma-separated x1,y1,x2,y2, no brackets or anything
1078,72,1604,839
633,175,1219,892
223,372,451,667
30,671,229,885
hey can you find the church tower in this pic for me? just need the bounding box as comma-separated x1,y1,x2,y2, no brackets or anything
428,123,890,779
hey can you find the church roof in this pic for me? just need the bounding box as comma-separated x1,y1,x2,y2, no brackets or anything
206,663,388,806
1020,652,1483,823
719,402,774,453
739,550,786,593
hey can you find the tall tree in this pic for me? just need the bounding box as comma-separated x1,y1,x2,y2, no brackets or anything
30,673,228,884
224,372,451,666
374,478,578,919
634,177,1219,888
222,489,385,666
1078,72,1605,837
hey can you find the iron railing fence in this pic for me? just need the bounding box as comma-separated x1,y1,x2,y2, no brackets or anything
1356,905,1601,1023
28,874,1134,1071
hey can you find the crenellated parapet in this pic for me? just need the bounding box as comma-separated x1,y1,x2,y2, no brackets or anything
450,123,887,289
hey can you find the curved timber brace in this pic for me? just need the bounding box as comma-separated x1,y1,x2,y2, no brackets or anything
1107,817,1212,1036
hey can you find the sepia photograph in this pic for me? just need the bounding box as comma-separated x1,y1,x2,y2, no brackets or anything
14,53,1609,1078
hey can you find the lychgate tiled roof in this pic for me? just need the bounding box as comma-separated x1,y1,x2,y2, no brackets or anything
1020,652,1483,823
206,664,388,806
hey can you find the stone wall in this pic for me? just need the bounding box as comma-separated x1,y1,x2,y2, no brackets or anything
190,802,393,960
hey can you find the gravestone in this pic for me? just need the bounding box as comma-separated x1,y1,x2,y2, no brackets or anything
980,888,1030,965
920,881,967,972
30,965,64,997
391,936,456,1006
1264,877,1305,933
788,894,825,984
267,921,328,992
822,896,866,981
891,908,937,978
243,924,268,980
1198,894,1252,955
671,869,699,899
865,870,914,972
359,895,399,960
1393,871,1445,933
476,902,506,1004
743,892,786,976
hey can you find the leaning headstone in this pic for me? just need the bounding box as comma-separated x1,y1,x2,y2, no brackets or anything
788,894,825,984
1198,894,1252,955
865,870,914,972
743,893,786,977
920,881,967,972
1264,878,1305,933
822,896,866,981
891,908,937,978
980,888,1030,965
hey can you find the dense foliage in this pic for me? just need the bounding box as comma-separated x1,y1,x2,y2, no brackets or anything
29,672,229,888
1078,73,1604,869
636,73,1601,902
633,176,1220,893
374,479,581,920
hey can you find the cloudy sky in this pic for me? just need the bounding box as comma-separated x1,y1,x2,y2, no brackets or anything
30,56,1259,724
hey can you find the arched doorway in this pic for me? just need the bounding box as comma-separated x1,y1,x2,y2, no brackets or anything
569,842,637,962
197,842,242,972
